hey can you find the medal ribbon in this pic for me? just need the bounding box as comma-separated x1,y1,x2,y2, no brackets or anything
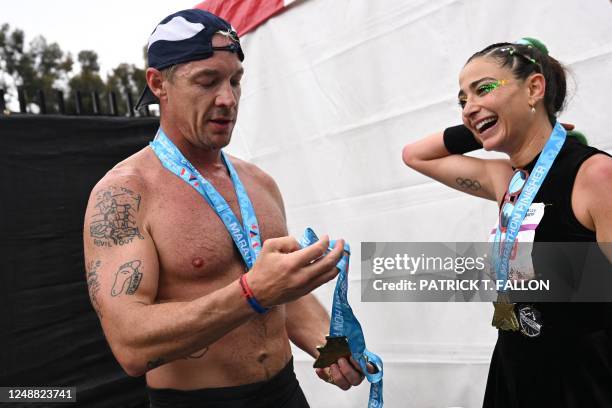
300,228,384,408
150,128,262,269
151,130,382,404
493,122,566,289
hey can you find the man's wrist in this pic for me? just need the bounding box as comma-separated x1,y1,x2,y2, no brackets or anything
239,274,269,314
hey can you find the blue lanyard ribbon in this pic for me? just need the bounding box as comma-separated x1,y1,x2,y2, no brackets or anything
493,122,566,288
300,228,384,408
151,130,383,405
150,128,262,269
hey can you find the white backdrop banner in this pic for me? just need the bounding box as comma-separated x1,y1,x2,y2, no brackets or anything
224,1,612,406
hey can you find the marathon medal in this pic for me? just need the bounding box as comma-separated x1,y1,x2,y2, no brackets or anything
313,335,352,369
490,123,566,336
518,304,542,337
492,293,519,332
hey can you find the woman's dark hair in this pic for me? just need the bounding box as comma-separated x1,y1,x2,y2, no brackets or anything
466,38,566,127
466,38,586,144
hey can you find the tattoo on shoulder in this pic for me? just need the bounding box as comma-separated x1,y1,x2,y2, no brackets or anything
90,186,144,247
111,260,143,297
86,260,103,319
456,177,482,191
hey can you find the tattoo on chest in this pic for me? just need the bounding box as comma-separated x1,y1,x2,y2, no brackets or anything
90,186,144,247
111,260,143,296
456,177,482,191
86,260,103,318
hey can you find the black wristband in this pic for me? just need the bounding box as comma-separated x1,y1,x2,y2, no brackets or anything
443,125,482,154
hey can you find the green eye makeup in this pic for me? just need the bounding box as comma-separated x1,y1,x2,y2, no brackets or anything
478,79,508,95
458,79,508,108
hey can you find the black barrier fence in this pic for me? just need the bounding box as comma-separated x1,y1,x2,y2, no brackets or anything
0,115,160,407
0,87,152,117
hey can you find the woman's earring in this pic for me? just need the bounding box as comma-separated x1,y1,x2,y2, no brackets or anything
529,104,536,113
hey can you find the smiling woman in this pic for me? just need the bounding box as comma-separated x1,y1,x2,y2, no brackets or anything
459,40,569,154
402,38,612,408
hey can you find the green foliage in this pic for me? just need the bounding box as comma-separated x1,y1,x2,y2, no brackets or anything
106,63,146,116
78,50,101,74
0,23,147,115
68,50,106,114
0,23,73,112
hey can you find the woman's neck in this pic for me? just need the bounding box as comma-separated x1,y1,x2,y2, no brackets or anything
508,119,553,169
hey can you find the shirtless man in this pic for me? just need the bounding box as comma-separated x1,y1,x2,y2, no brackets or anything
83,9,366,407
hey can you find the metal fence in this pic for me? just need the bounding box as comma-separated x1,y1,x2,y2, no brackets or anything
0,87,155,117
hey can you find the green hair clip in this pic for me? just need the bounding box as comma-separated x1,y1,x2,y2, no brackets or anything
515,37,549,56
499,38,544,69
567,130,588,145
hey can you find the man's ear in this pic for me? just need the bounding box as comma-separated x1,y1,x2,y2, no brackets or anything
146,68,166,100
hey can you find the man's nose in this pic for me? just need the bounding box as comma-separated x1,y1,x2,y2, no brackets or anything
215,82,238,108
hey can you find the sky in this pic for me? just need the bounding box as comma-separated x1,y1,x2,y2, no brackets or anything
3,0,199,77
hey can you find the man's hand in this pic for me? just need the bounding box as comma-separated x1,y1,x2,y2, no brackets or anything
315,357,376,390
246,235,344,307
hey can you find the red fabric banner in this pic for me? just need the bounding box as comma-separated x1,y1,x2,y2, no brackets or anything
195,0,294,37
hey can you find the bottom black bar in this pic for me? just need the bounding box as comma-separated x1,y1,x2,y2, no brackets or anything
0,387,77,403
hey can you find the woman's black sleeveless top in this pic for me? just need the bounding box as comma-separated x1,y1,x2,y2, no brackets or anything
483,137,612,408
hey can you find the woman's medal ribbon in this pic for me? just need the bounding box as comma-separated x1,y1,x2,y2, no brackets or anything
491,122,566,334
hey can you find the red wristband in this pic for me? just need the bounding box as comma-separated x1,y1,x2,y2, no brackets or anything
239,274,268,314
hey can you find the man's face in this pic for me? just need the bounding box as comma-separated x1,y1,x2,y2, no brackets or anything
161,34,243,150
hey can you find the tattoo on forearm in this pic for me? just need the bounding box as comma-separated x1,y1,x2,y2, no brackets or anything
147,357,165,370
456,177,481,191
86,260,103,318
147,348,208,370
187,347,209,359
90,186,144,247
111,260,143,296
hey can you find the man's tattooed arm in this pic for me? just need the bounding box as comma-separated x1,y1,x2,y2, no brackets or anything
89,186,144,248
86,260,103,319
146,357,166,371
111,260,143,297
146,347,210,372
